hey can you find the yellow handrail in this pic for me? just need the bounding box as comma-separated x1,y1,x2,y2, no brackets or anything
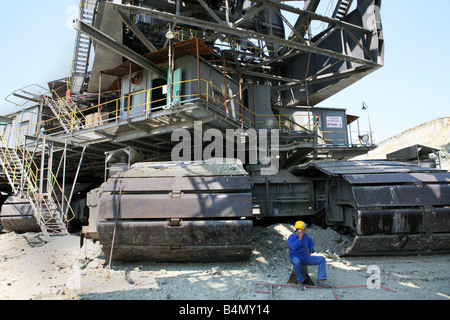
9,78,369,148
0,132,75,225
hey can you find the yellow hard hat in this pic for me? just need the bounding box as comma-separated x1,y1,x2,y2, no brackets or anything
294,221,307,230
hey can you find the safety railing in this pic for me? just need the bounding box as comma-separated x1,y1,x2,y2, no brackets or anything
0,135,22,192
22,144,76,223
0,132,76,225
11,78,372,150
22,146,76,224
14,90,87,148
47,90,87,129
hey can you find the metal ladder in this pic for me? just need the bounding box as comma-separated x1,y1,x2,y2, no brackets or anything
332,0,354,21
0,142,69,239
28,193,69,239
69,0,98,94
0,146,23,194
44,95,82,134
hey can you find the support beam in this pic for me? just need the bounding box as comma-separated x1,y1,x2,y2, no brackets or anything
197,0,227,26
114,120,196,142
25,134,83,148
109,3,379,68
232,2,265,28
65,146,87,218
74,19,165,78
115,8,158,52
270,66,370,92
253,0,370,35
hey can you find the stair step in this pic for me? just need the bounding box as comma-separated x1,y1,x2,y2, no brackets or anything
70,1,97,93
333,0,353,20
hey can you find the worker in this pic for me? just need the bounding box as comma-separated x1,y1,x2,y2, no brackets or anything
288,221,329,290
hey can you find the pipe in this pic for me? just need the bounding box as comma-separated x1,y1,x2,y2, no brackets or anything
108,184,124,269
65,145,86,219
176,0,180,16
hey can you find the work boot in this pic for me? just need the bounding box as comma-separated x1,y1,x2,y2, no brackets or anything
297,282,304,291
317,279,331,287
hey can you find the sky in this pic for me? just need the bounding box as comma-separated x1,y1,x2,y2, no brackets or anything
0,0,448,143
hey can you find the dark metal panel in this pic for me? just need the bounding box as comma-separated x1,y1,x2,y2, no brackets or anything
386,144,440,161
101,176,251,192
342,234,450,256
410,172,450,183
358,208,450,236
0,201,34,217
0,216,40,233
290,160,448,177
98,192,253,219
102,245,252,261
357,209,423,235
0,199,40,232
97,220,253,261
344,172,450,185
352,184,450,207
250,171,314,217
421,207,450,234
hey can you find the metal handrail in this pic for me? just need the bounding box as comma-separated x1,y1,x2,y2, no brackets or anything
10,78,372,148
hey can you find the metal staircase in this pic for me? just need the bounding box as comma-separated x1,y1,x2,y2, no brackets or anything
44,95,83,134
28,193,69,239
332,0,354,21
69,0,98,94
0,146,23,194
0,139,69,239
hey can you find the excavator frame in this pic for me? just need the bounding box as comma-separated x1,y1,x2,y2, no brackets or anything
1,0,449,260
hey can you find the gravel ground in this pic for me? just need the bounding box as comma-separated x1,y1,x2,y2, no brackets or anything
0,223,449,302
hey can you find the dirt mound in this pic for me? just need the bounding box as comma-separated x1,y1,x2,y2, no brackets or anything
356,117,450,169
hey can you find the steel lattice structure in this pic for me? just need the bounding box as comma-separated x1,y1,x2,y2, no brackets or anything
76,0,383,106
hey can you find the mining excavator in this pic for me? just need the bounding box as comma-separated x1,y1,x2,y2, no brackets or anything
1,0,449,261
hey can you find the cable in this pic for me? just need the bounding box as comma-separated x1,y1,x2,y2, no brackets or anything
108,184,124,269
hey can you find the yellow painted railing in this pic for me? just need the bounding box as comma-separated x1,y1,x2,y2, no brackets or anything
0,133,75,224
48,90,87,129
11,78,369,148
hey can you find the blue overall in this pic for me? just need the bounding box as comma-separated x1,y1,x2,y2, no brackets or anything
288,232,326,283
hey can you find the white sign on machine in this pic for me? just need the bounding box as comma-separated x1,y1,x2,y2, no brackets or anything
326,116,343,128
